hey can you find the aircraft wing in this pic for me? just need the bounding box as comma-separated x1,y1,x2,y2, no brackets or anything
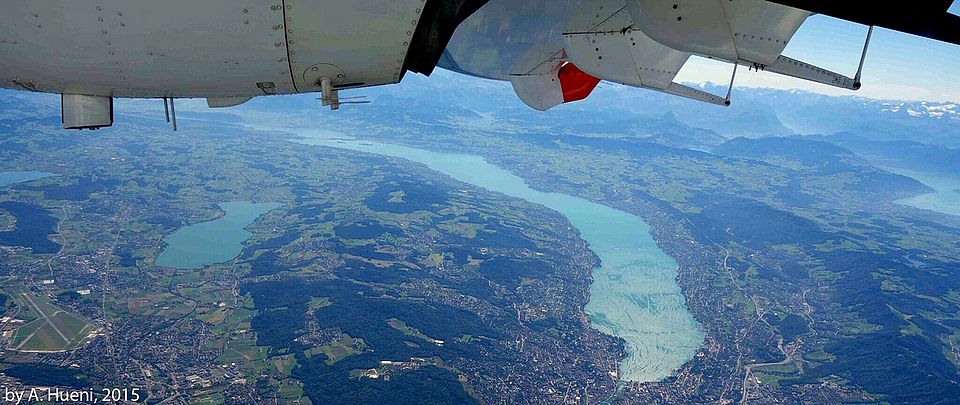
439,0,960,111
439,0,735,110
766,1,960,46
1,0,957,128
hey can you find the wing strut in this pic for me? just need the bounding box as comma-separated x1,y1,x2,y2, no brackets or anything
735,25,873,91
741,56,858,90
652,83,730,106
725,63,738,105
854,26,875,86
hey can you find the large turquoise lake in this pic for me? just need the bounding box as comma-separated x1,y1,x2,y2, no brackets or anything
294,132,703,382
155,201,281,270
0,171,55,187
891,169,960,217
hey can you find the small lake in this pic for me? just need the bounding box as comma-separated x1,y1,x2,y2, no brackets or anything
155,201,281,270
293,132,703,382
0,171,60,254
890,168,960,217
0,171,56,187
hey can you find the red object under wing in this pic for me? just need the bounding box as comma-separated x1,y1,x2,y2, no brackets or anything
558,63,601,103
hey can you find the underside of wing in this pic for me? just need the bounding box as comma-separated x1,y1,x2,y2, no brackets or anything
437,0,959,111
439,0,732,110
765,1,960,46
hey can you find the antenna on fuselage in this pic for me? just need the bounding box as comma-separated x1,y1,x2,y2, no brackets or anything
162,97,177,131
317,77,369,110
163,97,170,123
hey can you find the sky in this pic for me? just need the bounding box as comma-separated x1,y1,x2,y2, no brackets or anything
675,4,960,102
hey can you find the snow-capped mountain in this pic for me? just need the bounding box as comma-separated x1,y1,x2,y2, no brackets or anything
880,101,959,119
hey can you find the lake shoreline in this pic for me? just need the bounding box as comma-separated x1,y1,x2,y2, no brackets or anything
155,201,281,270
884,167,960,217
0,171,56,188
290,131,704,382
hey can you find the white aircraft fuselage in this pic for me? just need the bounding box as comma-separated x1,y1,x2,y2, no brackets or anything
0,0,428,99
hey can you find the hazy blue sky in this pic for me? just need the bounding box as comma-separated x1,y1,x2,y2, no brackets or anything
676,6,960,102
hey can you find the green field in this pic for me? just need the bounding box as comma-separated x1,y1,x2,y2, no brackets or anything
387,318,444,345
218,335,269,366
9,293,95,352
303,335,368,365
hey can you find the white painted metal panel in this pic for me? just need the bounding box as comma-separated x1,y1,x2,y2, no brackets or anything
0,0,293,98
284,0,427,92
627,0,738,61
627,0,810,66
563,0,689,90
722,0,811,65
0,0,427,99
565,31,642,86
564,2,642,86
627,35,691,90
510,63,565,111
